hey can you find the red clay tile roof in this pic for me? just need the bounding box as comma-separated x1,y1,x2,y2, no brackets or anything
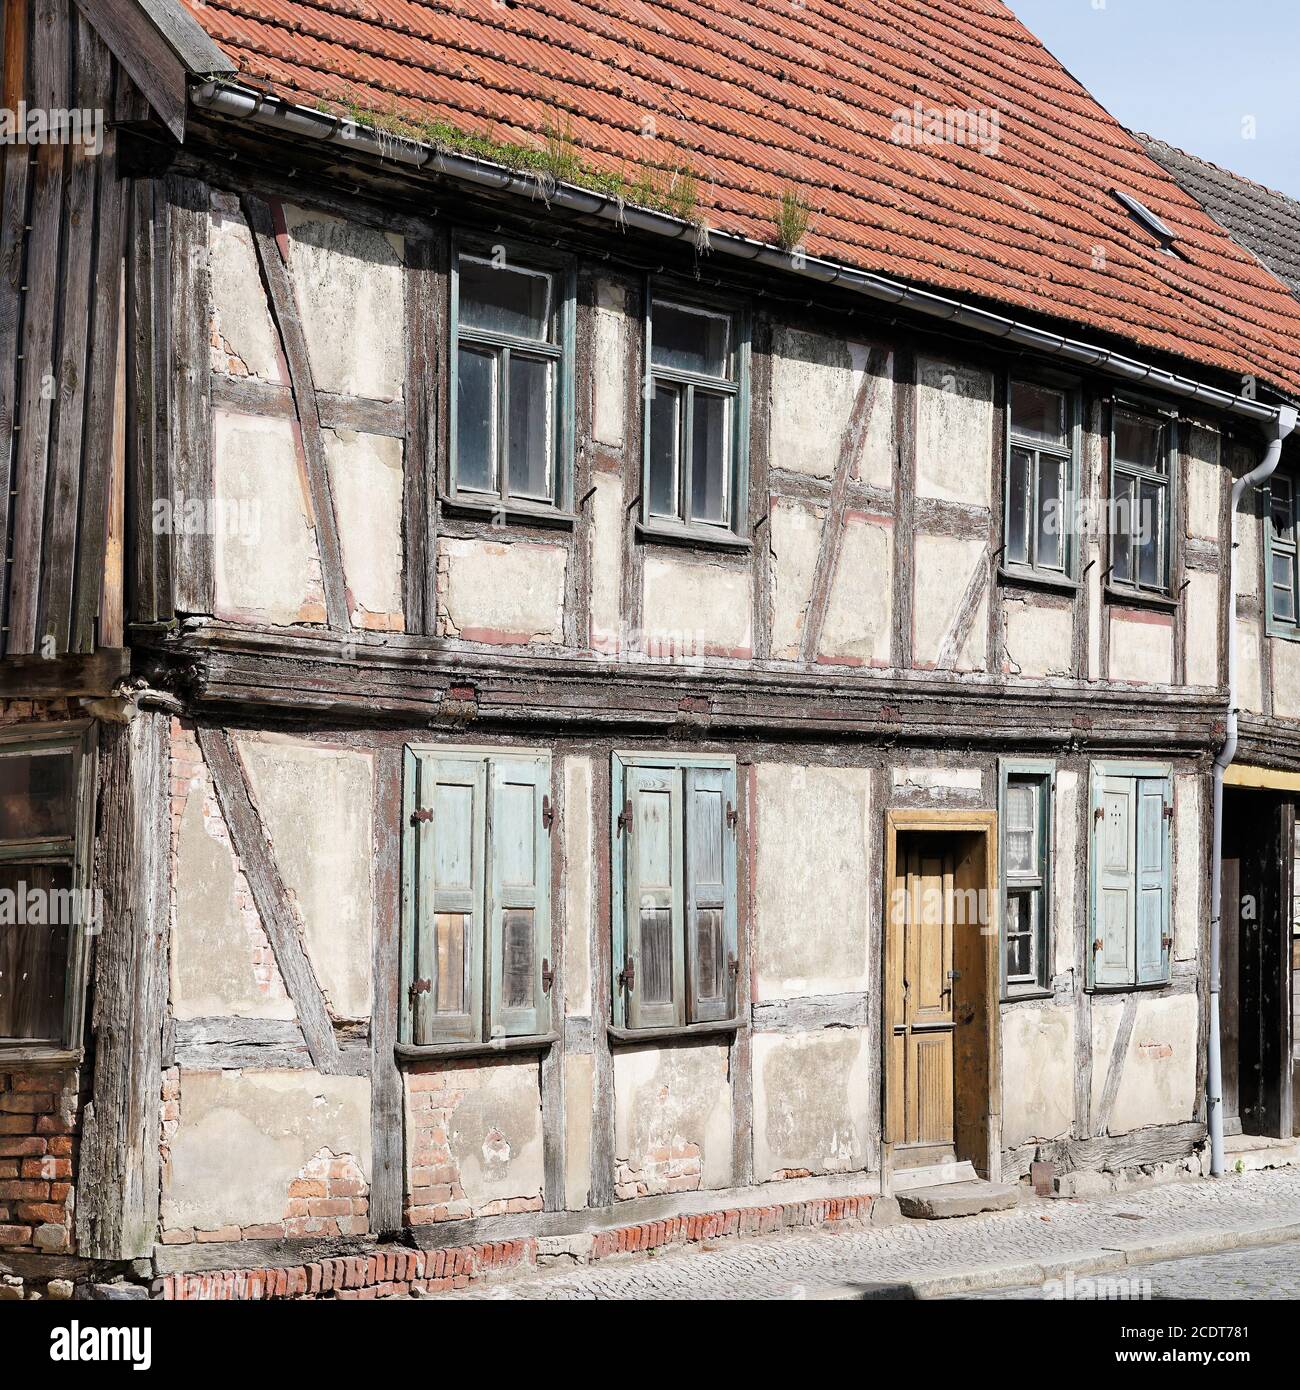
180,0,1300,398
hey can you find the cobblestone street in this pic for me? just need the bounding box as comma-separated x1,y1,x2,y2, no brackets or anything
427,1168,1300,1300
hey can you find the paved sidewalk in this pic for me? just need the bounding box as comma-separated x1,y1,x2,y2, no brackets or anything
423,1167,1300,1300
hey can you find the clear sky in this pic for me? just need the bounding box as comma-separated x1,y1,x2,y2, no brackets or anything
1006,0,1300,197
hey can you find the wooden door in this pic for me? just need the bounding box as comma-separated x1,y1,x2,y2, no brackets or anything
890,838,956,1160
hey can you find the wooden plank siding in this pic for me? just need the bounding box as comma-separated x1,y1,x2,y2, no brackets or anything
0,0,129,682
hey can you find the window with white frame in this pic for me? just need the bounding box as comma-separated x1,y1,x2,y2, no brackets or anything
401,748,552,1045
451,245,573,511
1005,380,1074,579
1110,404,1174,595
0,727,95,1053
1001,765,1052,994
1089,763,1172,988
611,754,738,1030
644,296,747,537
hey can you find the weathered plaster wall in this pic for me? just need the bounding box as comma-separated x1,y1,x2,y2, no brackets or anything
913,534,988,671
768,498,823,660
437,538,567,645
752,1029,874,1180
236,735,375,1022
563,1053,593,1212
212,410,323,627
642,553,753,659
323,429,404,630
914,357,993,507
1108,610,1175,686
162,1069,371,1236
591,279,626,449
1090,993,1199,1135
589,471,624,654
754,763,871,999
281,204,405,402
1173,775,1203,963
1003,596,1073,679
821,515,893,665
563,755,593,1017
1052,769,1079,979
612,1044,732,1197
404,1058,544,1222
1184,571,1220,689
1001,1005,1074,1149
208,194,284,383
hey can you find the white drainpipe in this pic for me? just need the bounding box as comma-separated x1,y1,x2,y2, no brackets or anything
1208,405,1297,1176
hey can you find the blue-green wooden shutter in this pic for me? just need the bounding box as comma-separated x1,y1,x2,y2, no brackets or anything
488,756,551,1038
406,753,486,1043
623,764,684,1029
1135,776,1171,984
1094,774,1136,987
684,765,737,1022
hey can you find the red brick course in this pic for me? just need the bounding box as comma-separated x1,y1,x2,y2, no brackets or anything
0,1068,79,1255
161,1192,877,1299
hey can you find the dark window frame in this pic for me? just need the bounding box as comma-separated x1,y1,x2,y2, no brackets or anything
1265,470,1300,639
1003,376,1080,586
1108,399,1178,599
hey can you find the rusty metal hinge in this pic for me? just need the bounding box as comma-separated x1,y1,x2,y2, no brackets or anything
617,798,633,834
408,978,431,1007
1092,938,1103,954
728,952,739,980
1161,935,1173,952
542,794,554,831
618,956,636,993
1163,803,1174,821
541,958,554,994
726,800,738,829
1094,805,1105,823
410,808,434,825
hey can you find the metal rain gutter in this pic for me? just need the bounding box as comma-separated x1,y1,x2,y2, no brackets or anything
190,79,1293,429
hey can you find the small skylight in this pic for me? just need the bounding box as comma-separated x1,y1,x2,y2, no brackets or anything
1112,188,1177,252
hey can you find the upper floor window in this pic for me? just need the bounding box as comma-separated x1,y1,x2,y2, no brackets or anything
1005,380,1075,580
1266,472,1299,637
450,243,575,514
1110,403,1175,595
400,747,553,1047
644,294,749,540
0,726,95,1055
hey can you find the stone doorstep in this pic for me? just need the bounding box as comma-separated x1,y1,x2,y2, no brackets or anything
161,1192,890,1301
1217,1136,1300,1175
894,1179,1021,1220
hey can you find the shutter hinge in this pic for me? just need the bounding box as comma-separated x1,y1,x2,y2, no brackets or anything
1161,935,1173,952
408,978,431,1007
618,956,636,993
542,794,554,831
1092,938,1103,954
728,951,739,979
617,799,633,834
1094,805,1104,823
541,958,554,994
1163,803,1174,821
410,808,434,825
726,800,738,829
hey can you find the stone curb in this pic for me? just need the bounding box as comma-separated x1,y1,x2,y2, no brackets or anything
811,1218,1300,1299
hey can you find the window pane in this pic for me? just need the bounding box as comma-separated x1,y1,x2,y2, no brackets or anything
459,256,551,340
1007,447,1031,565
1274,554,1297,623
1005,886,1037,982
1112,473,1136,585
0,862,72,1041
0,751,74,842
1114,409,1166,474
434,912,467,1014
639,908,673,1004
457,346,497,493
649,381,681,519
1037,455,1065,571
506,353,553,501
1005,780,1039,875
1272,479,1295,543
651,301,730,378
694,908,724,1003
689,391,730,525
1137,479,1165,588
501,908,534,1010
1010,380,1067,448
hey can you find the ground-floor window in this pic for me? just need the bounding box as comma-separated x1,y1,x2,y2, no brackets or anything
1089,761,1172,988
999,760,1053,995
0,724,95,1054
611,753,739,1031
400,747,552,1045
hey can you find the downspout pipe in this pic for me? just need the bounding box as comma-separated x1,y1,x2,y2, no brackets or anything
1209,404,1297,1176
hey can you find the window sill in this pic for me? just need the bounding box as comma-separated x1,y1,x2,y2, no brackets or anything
1104,583,1178,613
998,565,1079,596
608,1018,742,1046
636,521,751,554
1085,980,1170,995
1265,618,1300,644
0,1045,82,1068
395,1032,557,1062
1001,986,1054,1003
440,495,576,530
